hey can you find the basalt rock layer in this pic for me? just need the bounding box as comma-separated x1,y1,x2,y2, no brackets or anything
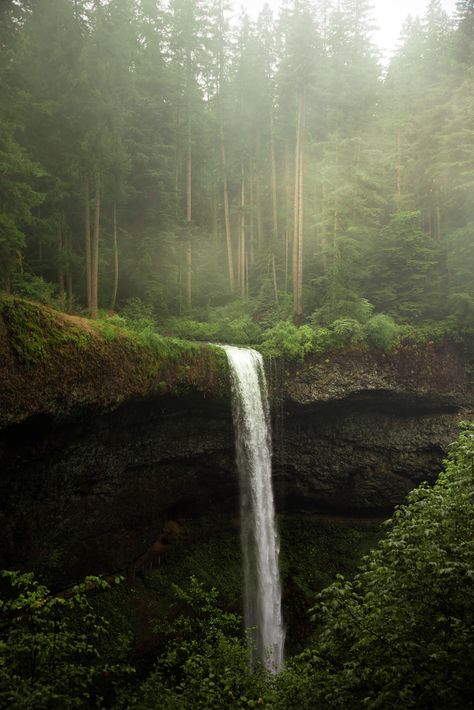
0,298,472,582
272,345,473,515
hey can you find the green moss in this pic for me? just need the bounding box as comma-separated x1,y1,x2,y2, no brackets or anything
0,296,230,404
0,295,90,366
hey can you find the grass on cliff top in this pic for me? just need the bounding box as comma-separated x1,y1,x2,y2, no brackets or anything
0,295,227,376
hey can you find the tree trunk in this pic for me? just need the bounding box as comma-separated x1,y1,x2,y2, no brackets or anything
255,175,263,252
296,101,305,322
110,200,119,311
187,117,192,223
272,253,279,304
186,241,192,310
293,94,304,321
284,143,290,293
84,175,92,311
249,167,255,266
270,112,278,245
64,229,73,312
212,194,219,243
90,175,100,319
321,182,328,271
239,163,246,298
186,114,192,310
396,130,402,209
220,124,234,293
58,221,65,306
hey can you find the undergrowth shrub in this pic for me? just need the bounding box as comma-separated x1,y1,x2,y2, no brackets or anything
330,318,364,348
122,577,274,709
0,572,132,709
363,313,401,350
11,273,59,306
261,321,315,359
275,422,474,709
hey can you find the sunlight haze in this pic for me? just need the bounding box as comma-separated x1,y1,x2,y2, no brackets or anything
233,0,458,59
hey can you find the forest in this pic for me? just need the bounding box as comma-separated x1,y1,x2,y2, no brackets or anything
1,0,474,708
1,0,473,348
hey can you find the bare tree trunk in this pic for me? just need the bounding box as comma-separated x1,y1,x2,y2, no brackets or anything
187,118,192,224
84,175,92,311
90,174,100,319
296,117,304,322
110,201,119,311
175,107,180,221
272,252,279,304
186,242,192,310
284,143,290,293
65,229,73,312
321,182,328,271
270,112,278,244
58,221,65,306
292,95,303,319
396,130,402,210
212,194,219,243
245,250,249,299
255,178,263,252
186,115,192,310
220,124,234,293
249,166,255,267
239,163,246,297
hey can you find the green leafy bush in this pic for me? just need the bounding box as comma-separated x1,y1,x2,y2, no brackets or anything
364,313,401,350
261,321,315,359
165,302,263,345
330,318,364,347
310,297,374,327
447,292,474,329
0,572,132,709
126,577,273,709
120,297,156,332
163,317,219,341
276,422,474,709
11,273,59,306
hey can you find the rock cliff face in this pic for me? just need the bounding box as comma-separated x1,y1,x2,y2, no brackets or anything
0,298,472,582
272,344,472,515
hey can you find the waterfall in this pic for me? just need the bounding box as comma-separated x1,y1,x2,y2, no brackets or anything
222,345,285,671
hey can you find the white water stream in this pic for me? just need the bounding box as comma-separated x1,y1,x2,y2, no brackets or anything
222,345,285,671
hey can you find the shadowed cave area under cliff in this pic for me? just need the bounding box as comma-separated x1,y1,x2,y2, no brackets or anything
0,387,465,586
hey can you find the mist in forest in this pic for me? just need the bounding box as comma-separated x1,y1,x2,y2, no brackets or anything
1,0,473,345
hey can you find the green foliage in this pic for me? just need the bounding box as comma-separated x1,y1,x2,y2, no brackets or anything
0,295,86,366
447,292,474,330
276,422,474,709
310,297,374,328
165,302,263,345
164,317,220,342
126,577,273,710
260,321,315,359
330,318,364,348
119,298,157,332
363,313,402,350
0,121,44,284
11,273,59,306
367,212,439,321
0,571,132,709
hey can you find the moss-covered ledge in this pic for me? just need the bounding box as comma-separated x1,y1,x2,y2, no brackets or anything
0,296,229,429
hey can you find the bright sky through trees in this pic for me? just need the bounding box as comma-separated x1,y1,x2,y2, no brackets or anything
233,0,458,59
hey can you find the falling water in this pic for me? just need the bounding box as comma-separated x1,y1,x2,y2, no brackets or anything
222,345,285,671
